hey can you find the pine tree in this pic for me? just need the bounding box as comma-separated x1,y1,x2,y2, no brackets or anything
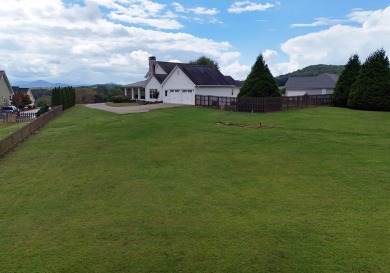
51,87,61,107
332,54,361,107
348,49,390,111
238,54,280,98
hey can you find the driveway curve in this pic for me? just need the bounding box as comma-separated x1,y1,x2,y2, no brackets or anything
85,103,186,114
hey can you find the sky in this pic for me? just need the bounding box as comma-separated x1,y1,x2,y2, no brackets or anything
1,0,390,85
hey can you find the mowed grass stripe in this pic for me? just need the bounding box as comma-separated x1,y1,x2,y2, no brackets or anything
0,105,389,272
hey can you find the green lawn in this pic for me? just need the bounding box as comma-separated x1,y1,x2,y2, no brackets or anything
0,121,28,140
0,105,389,272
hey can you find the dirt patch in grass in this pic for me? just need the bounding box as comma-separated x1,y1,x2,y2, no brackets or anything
216,121,273,129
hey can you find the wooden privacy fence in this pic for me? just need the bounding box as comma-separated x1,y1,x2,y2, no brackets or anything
0,106,63,157
195,94,332,113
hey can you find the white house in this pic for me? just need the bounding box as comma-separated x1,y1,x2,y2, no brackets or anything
12,86,35,107
124,57,240,105
284,73,339,97
0,71,14,106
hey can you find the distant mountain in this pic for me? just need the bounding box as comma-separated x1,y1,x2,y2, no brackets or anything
12,80,69,88
275,64,345,86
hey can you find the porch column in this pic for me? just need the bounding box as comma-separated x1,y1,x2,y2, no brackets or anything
138,88,141,100
124,87,128,96
131,88,135,99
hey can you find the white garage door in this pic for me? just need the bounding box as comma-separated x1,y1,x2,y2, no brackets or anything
165,89,194,105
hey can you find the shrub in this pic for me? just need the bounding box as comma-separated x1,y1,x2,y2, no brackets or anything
36,105,49,117
111,96,131,103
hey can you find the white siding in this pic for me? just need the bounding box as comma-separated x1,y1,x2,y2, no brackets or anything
0,77,12,106
162,67,195,105
196,87,238,97
285,88,334,97
144,77,163,102
155,64,167,74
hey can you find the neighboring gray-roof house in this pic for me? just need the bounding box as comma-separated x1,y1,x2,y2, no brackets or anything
0,71,14,106
284,73,339,97
12,86,35,106
125,56,240,105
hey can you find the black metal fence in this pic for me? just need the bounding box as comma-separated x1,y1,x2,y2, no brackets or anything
195,94,332,113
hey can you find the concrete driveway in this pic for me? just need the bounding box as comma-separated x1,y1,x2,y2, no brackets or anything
85,103,186,114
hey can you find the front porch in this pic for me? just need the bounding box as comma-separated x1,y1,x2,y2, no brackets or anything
123,80,146,100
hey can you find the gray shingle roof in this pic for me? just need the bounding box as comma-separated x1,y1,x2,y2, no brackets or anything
12,86,30,93
153,74,167,84
177,64,236,86
157,61,180,75
123,80,147,88
285,73,339,89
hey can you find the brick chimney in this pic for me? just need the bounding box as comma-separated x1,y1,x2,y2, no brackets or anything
148,56,156,77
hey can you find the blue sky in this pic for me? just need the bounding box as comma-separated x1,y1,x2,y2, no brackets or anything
1,0,390,85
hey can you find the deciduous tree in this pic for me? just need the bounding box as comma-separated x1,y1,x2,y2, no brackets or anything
189,56,219,70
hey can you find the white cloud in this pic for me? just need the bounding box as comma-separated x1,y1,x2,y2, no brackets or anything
172,3,219,15
291,8,378,28
291,17,346,28
221,61,251,80
172,2,221,24
270,6,390,76
0,0,242,84
228,1,275,14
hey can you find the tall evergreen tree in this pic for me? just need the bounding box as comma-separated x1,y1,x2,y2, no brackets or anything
332,54,361,107
51,87,61,107
238,54,280,98
348,49,390,111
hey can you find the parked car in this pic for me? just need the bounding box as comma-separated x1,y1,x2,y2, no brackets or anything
1,106,20,115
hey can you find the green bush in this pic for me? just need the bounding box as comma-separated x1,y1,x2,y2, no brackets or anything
36,105,49,117
111,95,131,103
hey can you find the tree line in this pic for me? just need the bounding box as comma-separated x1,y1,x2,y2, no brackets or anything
51,86,76,110
332,49,390,111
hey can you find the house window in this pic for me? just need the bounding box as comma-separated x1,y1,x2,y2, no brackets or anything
174,90,180,93
150,89,158,99
165,90,168,96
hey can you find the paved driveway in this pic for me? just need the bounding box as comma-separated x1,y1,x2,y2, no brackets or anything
85,103,186,114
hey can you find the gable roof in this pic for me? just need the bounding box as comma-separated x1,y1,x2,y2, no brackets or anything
285,73,339,90
154,74,168,84
0,71,13,94
176,64,237,86
144,58,238,87
12,86,30,93
157,61,180,75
